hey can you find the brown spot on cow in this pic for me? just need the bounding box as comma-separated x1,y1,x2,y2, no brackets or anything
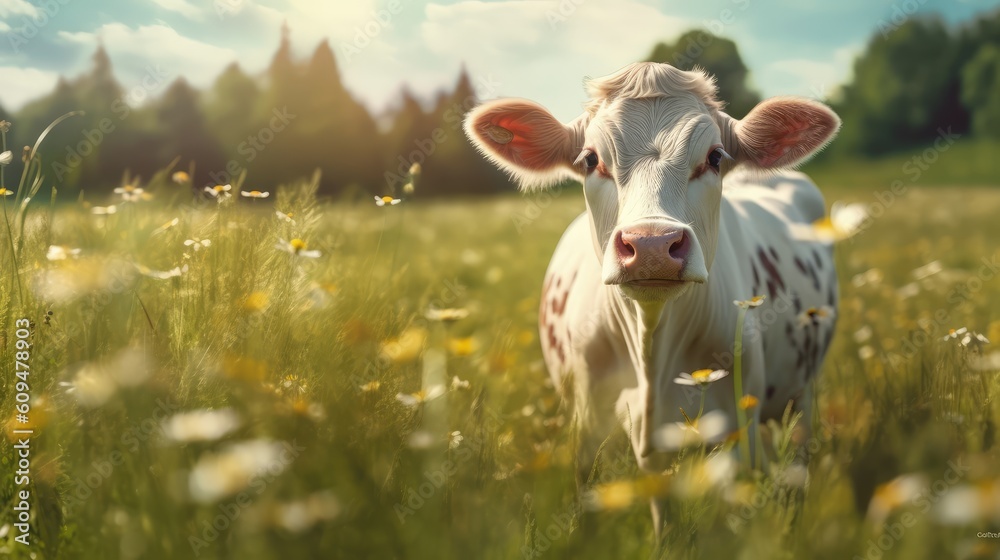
757,247,785,294
551,271,577,318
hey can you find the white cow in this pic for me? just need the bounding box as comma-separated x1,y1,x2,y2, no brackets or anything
464,62,840,503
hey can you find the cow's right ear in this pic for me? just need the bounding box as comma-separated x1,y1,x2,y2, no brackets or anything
464,99,587,190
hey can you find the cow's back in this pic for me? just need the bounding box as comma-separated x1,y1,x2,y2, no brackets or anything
721,171,838,420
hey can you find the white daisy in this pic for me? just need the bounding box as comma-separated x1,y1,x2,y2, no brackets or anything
184,238,212,251
396,385,446,408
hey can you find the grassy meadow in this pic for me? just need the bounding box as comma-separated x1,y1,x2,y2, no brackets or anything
1,162,1000,560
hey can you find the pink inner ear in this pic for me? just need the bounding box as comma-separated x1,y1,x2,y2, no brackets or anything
739,98,840,169
472,102,573,172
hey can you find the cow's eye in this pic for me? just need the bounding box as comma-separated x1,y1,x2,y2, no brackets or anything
707,147,725,171
575,149,606,176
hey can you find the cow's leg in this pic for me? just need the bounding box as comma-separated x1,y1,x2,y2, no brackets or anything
574,333,630,482
650,498,667,551
793,381,816,461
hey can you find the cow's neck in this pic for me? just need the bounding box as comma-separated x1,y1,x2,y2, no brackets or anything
606,283,710,458
608,284,710,368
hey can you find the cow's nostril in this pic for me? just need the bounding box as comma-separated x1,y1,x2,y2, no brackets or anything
616,231,636,259
667,232,689,261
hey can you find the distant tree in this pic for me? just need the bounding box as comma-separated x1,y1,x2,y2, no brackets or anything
16,47,123,189
71,47,145,190
835,17,962,155
418,68,512,196
261,23,301,114
15,78,78,182
959,7,1000,58
0,101,15,189
248,24,309,191
299,40,383,193
300,40,349,136
646,30,760,118
204,62,261,153
381,87,435,194
955,8,1000,140
961,44,1000,139
382,87,428,155
75,46,123,108
153,79,228,186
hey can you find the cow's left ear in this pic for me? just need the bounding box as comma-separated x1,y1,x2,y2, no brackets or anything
464,99,588,190
726,97,841,170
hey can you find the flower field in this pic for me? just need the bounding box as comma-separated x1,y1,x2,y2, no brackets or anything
1,155,1000,559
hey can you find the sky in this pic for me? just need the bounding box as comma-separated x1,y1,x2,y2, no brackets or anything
0,0,998,122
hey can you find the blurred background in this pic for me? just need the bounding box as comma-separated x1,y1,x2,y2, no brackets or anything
0,0,999,197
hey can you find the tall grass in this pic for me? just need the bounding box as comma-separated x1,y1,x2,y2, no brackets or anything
0,162,999,559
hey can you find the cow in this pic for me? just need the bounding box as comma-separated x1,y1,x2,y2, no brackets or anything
464,62,840,528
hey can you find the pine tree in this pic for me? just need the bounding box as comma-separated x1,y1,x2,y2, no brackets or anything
205,62,261,154
154,79,228,187
413,66,512,196
299,40,383,194
17,46,124,188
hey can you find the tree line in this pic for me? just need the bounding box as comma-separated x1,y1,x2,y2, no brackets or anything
0,26,509,199
1,10,997,199
648,10,1000,157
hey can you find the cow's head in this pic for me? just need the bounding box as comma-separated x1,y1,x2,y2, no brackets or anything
465,63,840,303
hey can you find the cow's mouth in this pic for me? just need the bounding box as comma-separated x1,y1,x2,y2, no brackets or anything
623,279,688,288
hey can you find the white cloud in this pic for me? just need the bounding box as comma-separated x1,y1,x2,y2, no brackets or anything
58,23,238,102
0,0,37,18
284,0,386,44
762,45,862,100
422,2,552,58
149,0,204,20
415,0,690,121
0,66,59,110
232,0,387,48
0,20,10,32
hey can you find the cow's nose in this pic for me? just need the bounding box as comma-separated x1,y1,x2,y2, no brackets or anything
615,227,690,280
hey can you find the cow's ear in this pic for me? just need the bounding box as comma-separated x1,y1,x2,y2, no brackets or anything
464,99,587,190
728,97,840,170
